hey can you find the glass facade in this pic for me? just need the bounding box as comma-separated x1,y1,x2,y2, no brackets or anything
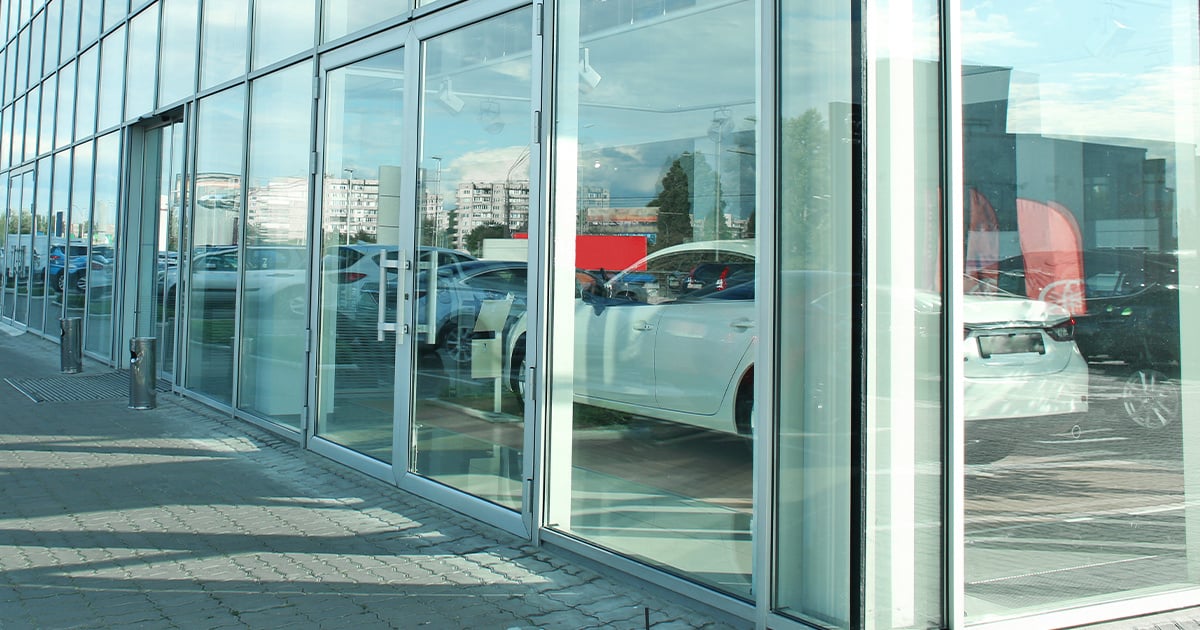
957,0,1200,624
550,0,758,600
0,0,1196,628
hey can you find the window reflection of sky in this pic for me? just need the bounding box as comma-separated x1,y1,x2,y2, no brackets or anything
962,1,1198,151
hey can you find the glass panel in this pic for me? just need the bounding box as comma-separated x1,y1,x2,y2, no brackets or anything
59,0,79,61
155,122,184,378
552,0,757,598
199,0,247,90
184,86,244,403
45,149,68,328
1,176,14,321
315,46,404,463
15,169,33,324
3,171,31,323
54,58,73,148
62,139,90,323
251,0,313,70
29,10,42,81
38,74,55,155
43,0,60,76
23,84,36,157
124,6,156,120
237,61,312,428
158,0,198,107
83,130,118,358
5,33,16,102
321,0,402,44
74,43,96,139
96,26,124,131
79,0,100,47
1,108,9,171
774,0,859,624
27,154,50,332
103,0,127,30
409,8,531,511
12,94,24,163
16,24,28,94
855,3,945,629
958,1,1200,622
3,1,14,42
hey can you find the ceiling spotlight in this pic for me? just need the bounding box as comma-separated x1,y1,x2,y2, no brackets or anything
437,79,465,114
579,48,601,92
479,100,505,134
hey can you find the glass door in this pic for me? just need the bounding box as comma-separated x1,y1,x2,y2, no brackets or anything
154,120,185,381
408,7,534,514
314,42,408,468
3,170,33,327
313,6,535,534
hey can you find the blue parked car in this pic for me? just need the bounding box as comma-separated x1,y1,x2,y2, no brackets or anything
48,242,114,294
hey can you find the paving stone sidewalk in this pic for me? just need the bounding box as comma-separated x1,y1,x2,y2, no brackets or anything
0,330,741,630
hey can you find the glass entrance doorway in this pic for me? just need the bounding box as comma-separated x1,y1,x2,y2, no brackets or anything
313,6,535,529
152,121,185,381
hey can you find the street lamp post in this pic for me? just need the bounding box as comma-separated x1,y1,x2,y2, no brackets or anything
708,108,733,242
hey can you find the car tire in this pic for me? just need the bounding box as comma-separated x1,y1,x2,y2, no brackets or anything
735,372,754,436
438,320,474,366
509,336,527,408
1122,368,1180,430
53,273,65,293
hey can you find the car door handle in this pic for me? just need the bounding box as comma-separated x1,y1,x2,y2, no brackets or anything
730,318,755,330
634,322,655,331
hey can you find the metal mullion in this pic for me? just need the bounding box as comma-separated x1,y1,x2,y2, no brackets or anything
755,0,776,622
940,0,965,627
229,80,250,411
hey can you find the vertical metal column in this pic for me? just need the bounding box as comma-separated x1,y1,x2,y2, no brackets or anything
60,317,83,373
129,336,157,409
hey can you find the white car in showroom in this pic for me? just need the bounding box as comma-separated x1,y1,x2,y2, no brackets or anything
504,242,1088,462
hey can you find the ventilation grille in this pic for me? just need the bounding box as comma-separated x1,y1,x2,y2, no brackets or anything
6,371,135,403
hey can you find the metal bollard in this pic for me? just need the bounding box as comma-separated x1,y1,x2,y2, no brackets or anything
59,317,83,373
129,337,157,410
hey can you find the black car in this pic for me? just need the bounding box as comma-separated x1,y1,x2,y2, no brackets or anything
1073,249,1181,368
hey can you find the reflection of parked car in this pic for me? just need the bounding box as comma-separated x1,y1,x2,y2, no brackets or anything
683,261,754,292
324,244,477,312
999,248,1183,431
504,261,1088,462
603,239,755,303
353,259,527,365
48,242,114,293
161,245,309,316
1073,249,1180,367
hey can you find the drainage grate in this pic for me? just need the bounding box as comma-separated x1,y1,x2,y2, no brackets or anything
6,371,132,403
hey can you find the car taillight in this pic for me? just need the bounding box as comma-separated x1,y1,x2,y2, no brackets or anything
1045,318,1075,342
338,272,367,283
716,266,730,290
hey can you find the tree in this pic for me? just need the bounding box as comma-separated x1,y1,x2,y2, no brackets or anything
648,158,694,251
464,222,508,256
781,108,832,268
